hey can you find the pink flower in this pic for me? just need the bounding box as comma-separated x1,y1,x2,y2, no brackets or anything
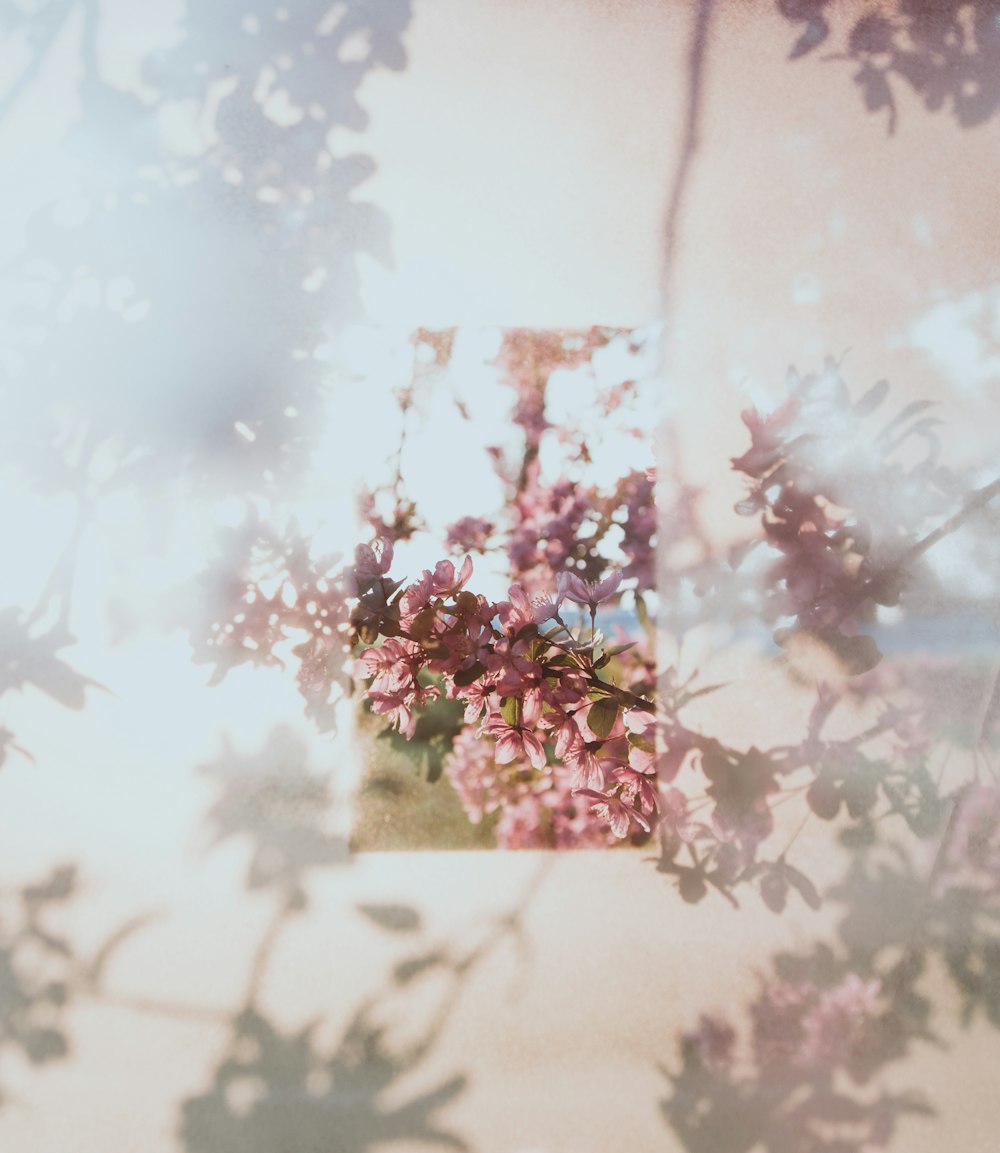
549,711,583,759
625,709,656,738
482,716,547,770
575,787,650,838
460,678,495,724
625,709,657,774
431,555,474,597
497,582,554,634
357,639,424,702
369,691,417,740
557,569,622,613
626,742,655,775
565,742,606,791
547,666,590,707
520,685,544,726
356,637,420,680
610,761,658,816
398,571,434,622
353,538,394,579
443,726,502,825
484,637,541,696
445,516,494,554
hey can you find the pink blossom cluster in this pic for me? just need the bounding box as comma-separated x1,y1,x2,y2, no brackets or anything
442,727,614,848
614,468,657,594
733,397,872,636
505,479,606,594
444,515,495,556
731,361,967,664
328,328,662,849
498,468,656,600
751,973,882,1071
686,974,881,1075
489,329,657,597
348,541,659,844
191,518,352,732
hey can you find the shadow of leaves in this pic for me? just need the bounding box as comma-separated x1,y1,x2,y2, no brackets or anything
198,724,349,908
0,863,153,1110
779,0,1000,131
660,784,1000,1150
179,1005,468,1153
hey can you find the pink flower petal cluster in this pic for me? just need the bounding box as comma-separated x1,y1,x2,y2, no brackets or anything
347,543,658,843
353,539,394,579
443,722,616,849
751,974,881,1071
445,516,494,555
557,569,622,613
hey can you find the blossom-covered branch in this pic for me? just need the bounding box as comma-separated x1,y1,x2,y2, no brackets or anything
347,540,658,842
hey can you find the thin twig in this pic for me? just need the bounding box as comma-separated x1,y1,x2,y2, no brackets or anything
838,474,1000,626
660,0,716,307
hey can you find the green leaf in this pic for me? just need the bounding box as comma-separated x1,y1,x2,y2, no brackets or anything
589,697,619,740
635,593,650,630
526,636,546,663
410,606,437,640
418,638,449,658
627,730,656,754
454,591,479,614
453,662,485,688
500,696,522,727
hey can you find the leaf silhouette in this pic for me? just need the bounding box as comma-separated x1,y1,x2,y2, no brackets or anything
357,903,422,933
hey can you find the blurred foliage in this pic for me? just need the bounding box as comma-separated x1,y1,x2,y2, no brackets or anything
352,696,499,851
